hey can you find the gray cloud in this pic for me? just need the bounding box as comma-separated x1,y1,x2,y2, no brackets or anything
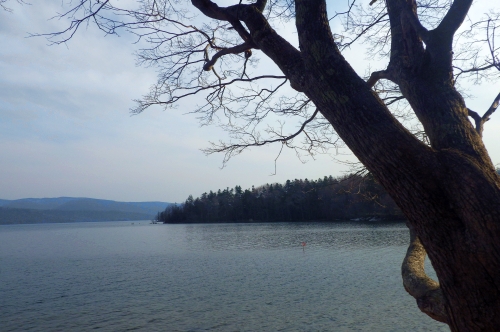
0,1,498,202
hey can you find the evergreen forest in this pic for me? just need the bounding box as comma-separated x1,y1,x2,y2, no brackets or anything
158,173,406,223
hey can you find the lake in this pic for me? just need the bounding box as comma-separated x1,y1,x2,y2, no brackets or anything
0,221,449,331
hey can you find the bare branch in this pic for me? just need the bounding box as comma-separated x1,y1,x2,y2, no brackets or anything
192,0,306,91
204,108,320,158
341,12,388,50
435,0,473,39
132,75,287,113
203,42,254,71
453,12,500,84
0,0,27,12
453,64,498,81
191,0,253,43
30,0,113,44
329,0,356,21
483,91,500,122
467,92,500,136
402,223,448,324
366,70,392,88
467,107,482,133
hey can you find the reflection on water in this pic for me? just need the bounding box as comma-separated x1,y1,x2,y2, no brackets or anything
0,221,447,331
184,222,408,251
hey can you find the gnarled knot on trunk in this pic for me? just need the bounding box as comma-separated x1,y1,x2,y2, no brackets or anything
402,223,448,324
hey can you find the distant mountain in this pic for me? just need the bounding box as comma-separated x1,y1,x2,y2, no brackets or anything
0,199,12,207
1,197,81,210
0,197,172,225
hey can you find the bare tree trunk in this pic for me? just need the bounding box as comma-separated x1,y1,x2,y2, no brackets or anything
190,0,500,329
291,1,500,330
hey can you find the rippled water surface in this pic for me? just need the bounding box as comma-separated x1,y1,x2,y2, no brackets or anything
0,221,448,331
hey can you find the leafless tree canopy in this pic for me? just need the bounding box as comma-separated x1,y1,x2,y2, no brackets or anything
36,0,497,166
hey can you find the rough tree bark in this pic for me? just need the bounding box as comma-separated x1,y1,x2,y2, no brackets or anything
191,0,500,330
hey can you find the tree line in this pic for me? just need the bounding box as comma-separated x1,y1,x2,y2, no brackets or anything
158,173,405,223
160,169,500,223
0,208,153,225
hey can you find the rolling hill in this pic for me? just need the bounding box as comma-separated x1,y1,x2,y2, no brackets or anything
0,197,172,225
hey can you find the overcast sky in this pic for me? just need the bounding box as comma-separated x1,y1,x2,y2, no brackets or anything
0,1,499,203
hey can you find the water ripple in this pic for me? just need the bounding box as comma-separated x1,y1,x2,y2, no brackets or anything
0,221,446,331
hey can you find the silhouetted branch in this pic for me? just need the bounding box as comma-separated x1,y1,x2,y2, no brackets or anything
203,108,321,165
132,75,287,114
435,0,472,39
467,92,500,136
367,70,392,88
203,42,255,71
1,0,27,12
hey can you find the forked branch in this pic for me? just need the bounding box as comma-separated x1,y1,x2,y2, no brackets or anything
203,42,255,71
401,7,430,43
467,91,500,136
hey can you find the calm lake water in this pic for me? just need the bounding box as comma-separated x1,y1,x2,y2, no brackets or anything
0,221,449,331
